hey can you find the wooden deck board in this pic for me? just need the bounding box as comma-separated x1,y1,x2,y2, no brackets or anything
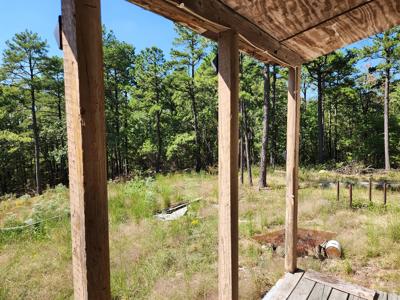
308,283,332,300
388,293,398,300
304,270,376,300
262,271,304,300
378,292,388,300
328,289,349,300
263,270,399,300
288,278,315,299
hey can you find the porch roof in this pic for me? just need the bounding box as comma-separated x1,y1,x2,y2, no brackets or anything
127,0,400,66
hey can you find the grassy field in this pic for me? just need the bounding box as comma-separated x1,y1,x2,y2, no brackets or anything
1,169,400,299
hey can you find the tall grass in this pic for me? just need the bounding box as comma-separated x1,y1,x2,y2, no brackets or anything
2,170,400,298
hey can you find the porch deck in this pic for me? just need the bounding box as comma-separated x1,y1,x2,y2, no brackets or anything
263,270,399,300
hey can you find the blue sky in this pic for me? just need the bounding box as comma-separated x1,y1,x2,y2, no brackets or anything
0,0,177,59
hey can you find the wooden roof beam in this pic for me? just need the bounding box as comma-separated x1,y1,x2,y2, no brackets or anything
126,0,305,66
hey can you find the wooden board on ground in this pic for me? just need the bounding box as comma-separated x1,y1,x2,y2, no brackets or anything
329,289,350,300
304,270,376,300
262,271,304,300
263,270,399,300
308,283,332,300
287,277,315,299
378,292,387,300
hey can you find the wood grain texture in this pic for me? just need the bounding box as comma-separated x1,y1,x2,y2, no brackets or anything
308,283,332,300
304,270,376,300
283,0,400,60
219,0,370,41
285,66,301,273
263,271,304,300
126,0,303,66
62,0,111,299
126,0,400,65
378,292,388,300
287,278,315,299
218,30,239,300
329,289,350,300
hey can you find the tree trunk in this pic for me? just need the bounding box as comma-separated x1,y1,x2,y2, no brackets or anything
240,101,244,184
328,102,332,160
317,72,325,164
242,99,253,186
31,87,42,195
259,64,270,188
302,80,307,110
57,90,67,184
124,92,129,176
334,99,338,161
270,66,277,167
155,111,162,173
384,68,390,170
190,63,202,172
114,72,122,176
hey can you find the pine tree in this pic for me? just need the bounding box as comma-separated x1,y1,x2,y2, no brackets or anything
134,47,169,173
362,27,400,170
171,24,209,172
1,30,48,194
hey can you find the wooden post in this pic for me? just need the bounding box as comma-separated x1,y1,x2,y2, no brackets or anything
349,184,353,208
285,66,301,273
62,1,111,299
336,181,340,201
369,177,372,202
218,29,239,300
384,182,387,206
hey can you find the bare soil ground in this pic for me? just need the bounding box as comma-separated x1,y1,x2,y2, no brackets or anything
254,228,336,257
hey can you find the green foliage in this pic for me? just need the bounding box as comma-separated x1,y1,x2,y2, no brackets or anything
166,132,196,169
2,25,400,197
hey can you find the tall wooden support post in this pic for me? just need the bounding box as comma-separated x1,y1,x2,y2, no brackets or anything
285,66,301,273
218,30,239,300
62,1,111,299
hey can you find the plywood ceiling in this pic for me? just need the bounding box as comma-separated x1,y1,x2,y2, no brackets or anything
127,0,400,66
219,0,371,41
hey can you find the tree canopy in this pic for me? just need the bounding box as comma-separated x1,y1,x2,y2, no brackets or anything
1,25,400,196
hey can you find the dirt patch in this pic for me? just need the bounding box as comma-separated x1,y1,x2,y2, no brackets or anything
253,228,336,257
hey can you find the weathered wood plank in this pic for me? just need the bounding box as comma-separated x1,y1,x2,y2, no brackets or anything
127,0,304,66
61,0,111,299
388,293,398,300
283,0,400,61
263,271,304,300
377,292,388,300
217,29,239,300
285,66,301,273
329,289,349,300
288,278,315,299
308,283,332,300
304,270,376,300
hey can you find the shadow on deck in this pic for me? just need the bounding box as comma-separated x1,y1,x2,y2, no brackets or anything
263,270,399,300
